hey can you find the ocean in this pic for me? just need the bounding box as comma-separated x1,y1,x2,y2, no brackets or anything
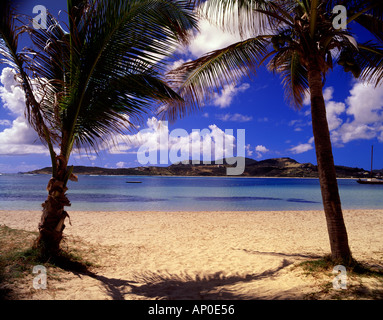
0,174,382,211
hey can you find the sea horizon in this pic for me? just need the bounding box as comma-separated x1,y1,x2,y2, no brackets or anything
1,174,382,212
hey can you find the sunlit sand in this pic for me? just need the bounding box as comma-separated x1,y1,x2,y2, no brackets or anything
1,209,382,300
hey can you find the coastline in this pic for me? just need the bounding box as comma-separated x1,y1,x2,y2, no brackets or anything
1,209,382,300
3,173,361,179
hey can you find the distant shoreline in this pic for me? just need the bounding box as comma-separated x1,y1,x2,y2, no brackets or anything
20,157,377,179
8,172,361,180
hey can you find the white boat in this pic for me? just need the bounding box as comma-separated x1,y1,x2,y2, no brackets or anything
356,146,383,184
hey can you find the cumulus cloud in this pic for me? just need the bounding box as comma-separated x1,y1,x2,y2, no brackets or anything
254,144,269,159
288,119,311,132
0,68,26,115
185,18,244,58
245,144,253,156
0,119,11,126
292,83,383,152
216,112,253,122
212,83,250,108
72,153,98,161
0,68,47,155
116,161,127,168
255,145,269,153
331,82,383,145
105,117,240,165
289,142,314,154
346,82,383,123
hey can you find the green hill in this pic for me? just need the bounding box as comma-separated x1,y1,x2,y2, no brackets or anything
25,157,368,178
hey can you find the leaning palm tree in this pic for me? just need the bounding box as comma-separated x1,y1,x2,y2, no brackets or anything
0,0,197,257
165,0,383,264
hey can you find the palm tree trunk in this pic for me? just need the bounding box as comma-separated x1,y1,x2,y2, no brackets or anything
307,59,352,265
34,156,71,258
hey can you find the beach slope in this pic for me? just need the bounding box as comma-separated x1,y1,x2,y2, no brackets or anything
0,210,382,300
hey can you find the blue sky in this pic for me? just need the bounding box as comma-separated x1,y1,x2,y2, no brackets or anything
1,0,383,173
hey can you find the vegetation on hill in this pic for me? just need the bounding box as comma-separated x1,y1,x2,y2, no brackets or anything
26,157,370,178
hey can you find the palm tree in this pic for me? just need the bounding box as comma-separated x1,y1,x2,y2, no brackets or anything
0,0,197,257
164,0,383,264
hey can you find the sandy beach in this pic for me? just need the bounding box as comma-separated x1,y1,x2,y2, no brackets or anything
0,209,382,300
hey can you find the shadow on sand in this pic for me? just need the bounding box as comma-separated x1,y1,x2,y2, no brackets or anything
57,250,383,300
74,258,295,300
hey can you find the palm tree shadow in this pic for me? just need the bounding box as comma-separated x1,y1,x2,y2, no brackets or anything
62,258,294,300
235,248,323,260
127,258,294,300
55,249,323,300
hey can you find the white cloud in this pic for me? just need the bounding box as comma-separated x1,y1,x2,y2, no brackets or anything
323,87,334,101
296,84,383,146
345,82,383,124
116,161,127,168
212,83,250,108
289,142,313,154
0,119,11,126
326,100,346,131
217,112,253,122
332,122,377,145
167,58,192,73
0,68,26,115
105,117,239,164
73,153,98,161
330,82,383,145
308,137,315,144
288,119,311,132
288,137,314,155
253,144,269,159
0,68,47,156
245,144,253,156
255,145,269,153
303,91,311,106
186,18,244,58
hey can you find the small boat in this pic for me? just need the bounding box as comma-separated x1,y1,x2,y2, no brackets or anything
356,145,383,184
126,181,142,183
357,178,383,185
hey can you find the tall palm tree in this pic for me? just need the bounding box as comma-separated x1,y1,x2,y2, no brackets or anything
165,0,383,264
0,0,197,257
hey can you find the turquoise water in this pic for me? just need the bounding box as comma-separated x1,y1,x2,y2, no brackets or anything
0,174,382,211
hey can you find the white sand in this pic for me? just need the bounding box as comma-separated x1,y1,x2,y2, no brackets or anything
0,209,382,300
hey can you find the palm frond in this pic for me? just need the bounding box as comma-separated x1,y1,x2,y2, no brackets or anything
73,66,183,151
354,13,383,43
0,0,52,142
268,48,308,108
163,36,269,121
0,0,21,69
348,0,383,22
357,42,383,86
26,0,197,157
196,0,276,37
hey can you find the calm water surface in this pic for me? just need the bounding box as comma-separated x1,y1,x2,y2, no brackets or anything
0,174,382,211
